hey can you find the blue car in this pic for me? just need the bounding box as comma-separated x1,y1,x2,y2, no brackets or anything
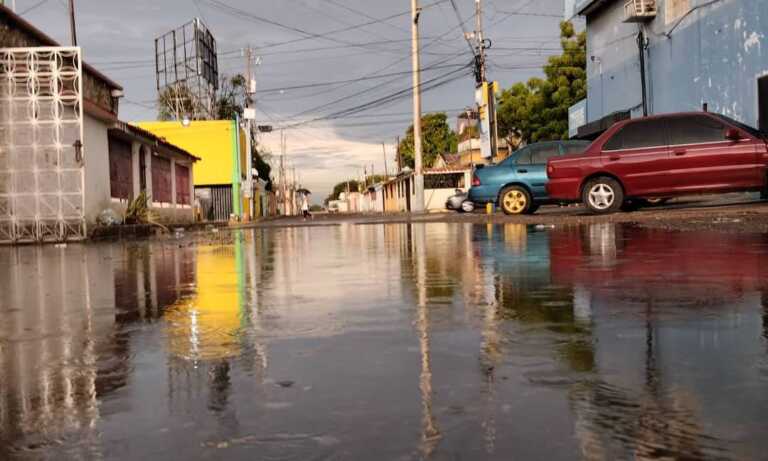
468,140,590,215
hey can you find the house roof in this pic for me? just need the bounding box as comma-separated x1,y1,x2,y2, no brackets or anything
575,0,616,16
110,121,200,162
425,167,470,174
0,4,123,91
440,153,461,166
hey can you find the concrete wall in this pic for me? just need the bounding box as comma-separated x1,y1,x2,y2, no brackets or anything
424,188,455,212
585,0,768,127
83,114,112,225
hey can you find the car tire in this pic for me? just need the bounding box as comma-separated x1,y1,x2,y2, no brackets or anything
525,203,540,215
499,186,532,215
461,201,475,213
761,172,768,200
582,177,624,214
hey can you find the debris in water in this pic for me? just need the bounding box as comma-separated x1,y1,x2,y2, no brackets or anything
277,380,295,388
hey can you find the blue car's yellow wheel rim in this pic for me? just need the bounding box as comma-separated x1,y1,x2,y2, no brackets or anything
502,189,527,214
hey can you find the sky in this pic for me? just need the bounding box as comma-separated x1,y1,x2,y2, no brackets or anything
17,0,566,200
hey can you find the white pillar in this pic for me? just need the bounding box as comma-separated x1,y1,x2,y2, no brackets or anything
189,162,195,221
170,158,177,221
131,141,141,199
145,149,153,202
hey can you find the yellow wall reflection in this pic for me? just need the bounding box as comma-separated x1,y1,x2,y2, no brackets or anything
165,246,244,362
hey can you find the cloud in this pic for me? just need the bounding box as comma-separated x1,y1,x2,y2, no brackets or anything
259,122,388,201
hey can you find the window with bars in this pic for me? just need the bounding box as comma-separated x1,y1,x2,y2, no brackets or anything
151,156,172,203
108,137,133,200
424,173,464,189
175,164,190,205
665,0,690,24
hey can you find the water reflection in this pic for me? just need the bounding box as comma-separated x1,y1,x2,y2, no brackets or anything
0,223,767,460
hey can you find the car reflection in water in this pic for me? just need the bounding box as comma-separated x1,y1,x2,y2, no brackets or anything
547,224,768,460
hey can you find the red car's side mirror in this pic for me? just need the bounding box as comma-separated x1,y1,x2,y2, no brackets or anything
725,128,742,140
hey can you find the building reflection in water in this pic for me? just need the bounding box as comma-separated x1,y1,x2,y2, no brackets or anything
0,233,271,457
0,245,106,459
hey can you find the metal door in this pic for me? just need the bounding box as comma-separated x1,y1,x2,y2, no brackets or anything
0,47,85,243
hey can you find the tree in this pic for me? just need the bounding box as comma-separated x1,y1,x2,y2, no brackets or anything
157,84,196,121
157,74,273,189
326,180,362,204
253,142,273,192
497,21,586,144
157,75,250,121
398,112,458,169
214,74,249,120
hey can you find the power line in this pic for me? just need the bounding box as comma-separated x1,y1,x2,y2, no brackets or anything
201,0,449,52
493,10,563,18
282,64,473,130
257,62,467,94
448,0,476,56
19,0,51,15
319,0,410,34
282,53,469,122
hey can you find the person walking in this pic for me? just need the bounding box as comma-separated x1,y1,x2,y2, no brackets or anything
301,194,312,220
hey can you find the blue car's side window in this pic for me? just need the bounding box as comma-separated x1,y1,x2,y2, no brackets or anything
515,148,532,165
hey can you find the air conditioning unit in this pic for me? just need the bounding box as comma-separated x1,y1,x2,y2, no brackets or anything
624,0,657,22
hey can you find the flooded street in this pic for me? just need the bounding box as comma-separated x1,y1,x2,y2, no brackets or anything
2,223,768,460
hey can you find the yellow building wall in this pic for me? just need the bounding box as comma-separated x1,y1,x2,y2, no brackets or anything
136,120,238,187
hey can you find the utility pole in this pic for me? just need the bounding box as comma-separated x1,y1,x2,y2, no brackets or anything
471,0,498,162
280,130,287,216
382,143,389,178
396,136,402,172
474,0,486,84
411,0,424,212
292,166,297,215
244,46,255,221
68,0,78,46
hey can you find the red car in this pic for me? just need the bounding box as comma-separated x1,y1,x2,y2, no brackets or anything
546,112,768,213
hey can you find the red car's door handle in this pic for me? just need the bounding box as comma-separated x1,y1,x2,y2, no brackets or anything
608,155,620,161
673,149,687,156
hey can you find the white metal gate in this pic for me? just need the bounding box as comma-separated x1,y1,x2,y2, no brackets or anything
0,47,85,243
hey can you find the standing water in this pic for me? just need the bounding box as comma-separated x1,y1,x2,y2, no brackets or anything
1,223,767,460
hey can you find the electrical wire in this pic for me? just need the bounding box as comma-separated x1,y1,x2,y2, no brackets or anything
257,63,467,94
448,0,477,56
19,0,51,16
281,63,473,129
200,0,449,52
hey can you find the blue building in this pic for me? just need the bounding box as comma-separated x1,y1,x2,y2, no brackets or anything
568,0,768,137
